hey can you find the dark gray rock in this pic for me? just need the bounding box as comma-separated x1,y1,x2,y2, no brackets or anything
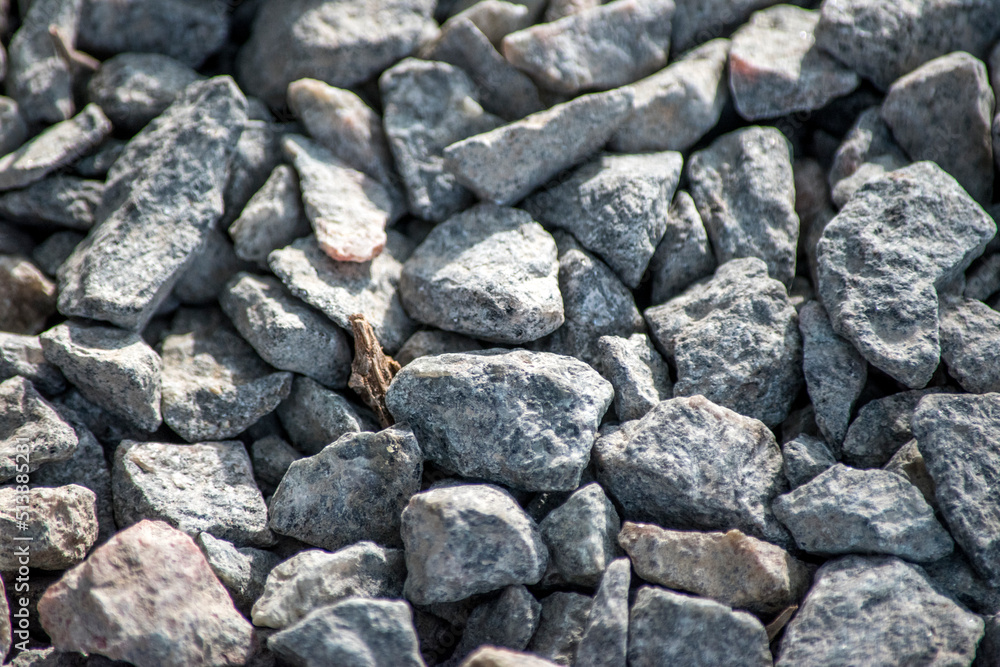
883,438,938,511
687,126,799,286
58,78,247,332
171,227,251,306
0,255,56,335
939,296,1000,393
593,395,792,548
228,165,311,267
400,204,563,344
395,329,482,366
0,332,65,395
828,109,909,209
221,273,352,389
881,51,995,204
923,551,1000,616
50,387,147,448
645,258,802,427
443,88,633,206
250,435,301,489
448,586,541,664
7,0,80,126
978,614,1000,667
197,532,281,617
525,592,592,666
268,598,424,667
816,161,996,388
671,0,785,54
0,176,103,230
777,555,984,666
648,190,716,304
596,333,672,422
72,136,124,179
842,388,946,469
401,483,548,604
40,321,162,432
386,349,613,491
773,463,953,561
221,119,283,228
0,97,27,158
32,231,84,277
538,483,621,587
782,434,836,488
275,376,375,456
964,252,1000,301
0,220,34,259
574,559,630,667
0,484,97,570
0,375,78,482
628,586,771,667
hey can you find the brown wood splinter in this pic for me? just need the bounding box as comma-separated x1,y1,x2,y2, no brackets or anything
765,605,798,643
348,313,400,429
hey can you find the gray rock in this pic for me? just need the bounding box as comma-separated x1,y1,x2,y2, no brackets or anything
645,258,802,427
443,88,633,206
400,204,563,344
0,375,78,482
32,231,84,277
460,647,560,667
883,439,937,511
449,0,533,45
687,126,799,286
221,119,283,228
250,435,301,489
237,0,438,107
939,296,1000,393
268,426,422,552
196,532,281,617
382,58,503,222
268,598,424,667
113,439,274,547
574,559,630,667
502,0,674,94
913,393,1000,585
628,586,772,667
831,156,910,211
72,136,124,179
525,592,592,666
0,255,56,335
538,483,621,588
773,464,953,561
842,388,946,469
782,434,836,488
252,542,406,629
0,97,27,158
596,333,672,422
268,232,417,354
881,51,995,205
729,5,859,120
449,586,541,663
171,226,252,306
86,53,202,133
7,0,80,126
221,273,352,389
401,483,548,604
160,309,292,442
0,332,65,395
964,252,1000,301
828,107,909,209
40,321,162,432
648,190,716,304
923,551,1000,616
544,0,601,21
799,300,867,447
0,484,97,569
50,387,147,448
0,105,110,192
776,555,984,666
395,329,482,366
524,151,682,288
0,176,103,230
228,165,311,266
593,395,791,548
671,0,786,54
386,349,613,491
58,78,247,332
816,161,996,388
78,0,229,68
275,376,375,456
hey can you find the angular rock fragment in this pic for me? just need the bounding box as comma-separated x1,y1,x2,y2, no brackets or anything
38,520,256,667
228,165,311,266
0,332,65,395
461,647,560,667
596,333,672,422
197,532,281,617
648,190,716,304
0,176,103,230
170,227,251,306
395,329,482,366
51,387,146,447
252,542,406,629
645,258,802,427
113,439,274,547
7,0,80,126
538,483,621,587
816,161,996,388
827,107,910,208
0,485,97,570
544,0,601,21
250,435,300,490
523,593,591,666
452,0,533,45
0,376,78,482
0,578,7,661
782,434,836,488
87,53,201,133
841,388,944,468
276,376,375,455
450,586,541,662
0,256,56,335
883,439,937,510
401,483,547,604
443,88,633,206
32,231,84,277
594,395,791,547
221,119,283,228
671,0,780,54
574,559,630,667
939,296,1000,393
923,551,1000,616
387,349,612,491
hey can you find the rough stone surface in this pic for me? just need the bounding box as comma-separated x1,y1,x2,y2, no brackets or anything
275,376,375,455
842,388,945,469
0,332,65,395
37,520,256,667
0,375,78,482
687,126,799,286
0,577,7,662
816,161,996,388
0,484,97,570
883,438,937,511
449,586,541,663
40,321,162,432
250,435,301,489
544,0,601,21
538,483,621,587
196,532,281,617
0,176,103,230
596,333,672,422
443,88,633,206
113,439,274,548
228,165,311,266
924,551,1000,617
525,592,592,666
574,559,630,667
7,0,80,126
252,542,406,630
395,329,482,366
782,434,836,488
461,648,559,667
1,256,56,336
939,296,1000,393
777,555,984,666
645,258,802,427
648,190,716,304
387,349,612,491
593,395,791,548
671,0,785,54
400,483,548,604
628,586,772,667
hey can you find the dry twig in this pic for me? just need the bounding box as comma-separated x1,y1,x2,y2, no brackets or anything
348,313,400,428
765,605,798,642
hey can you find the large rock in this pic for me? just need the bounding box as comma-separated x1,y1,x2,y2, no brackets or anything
0,485,97,570
0,376,78,483
386,349,612,491
227,165,311,266
0,176,104,231
816,161,995,388
538,483,621,587
7,0,80,126
938,296,1000,393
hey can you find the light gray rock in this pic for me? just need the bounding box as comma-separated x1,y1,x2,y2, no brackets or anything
250,435,300,489
196,532,281,617
386,349,613,491
782,434,836,488
883,439,937,511
828,107,909,209
0,375,78,482
170,226,252,307
395,329,482,366
645,258,802,427
777,555,984,666
648,190,716,304
113,439,274,547
228,165,311,266
252,542,406,630
0,484,97,570
0,255,56,335
596,333,672,422
574,559,630,667
58,78,247,332
538,483,621,588
628,587,772,667
0,332,65,395
32,231,84,278
7,0,80,126
0,176,103,230
401,483,548,604
0,97,27,158
939,296,1000,393
40,321,162,432
449,586,542,664
275,376,375,455
841,388,946,468
443,88,633,206
593,395,792,548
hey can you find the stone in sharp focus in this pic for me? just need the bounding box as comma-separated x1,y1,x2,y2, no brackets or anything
196,532,281,618
0,332,65,395
276,376,376,455
648,190,716,304
7,0,80,126
828,107,909,209
443,88,634,206
57,78,247,332
841,388,946,468
574,559,630,667
816,161,995,388
0,484,97,570
782,434,836,488
0,175,104,230
386,349,612,491
449,585,542,662
228,165,311,267
538,483,621,588
596,333,672,422
939,296,1000,393
0,255,57,335
0,376,78,483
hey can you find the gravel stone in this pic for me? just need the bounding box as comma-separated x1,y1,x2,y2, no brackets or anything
0,375,78,482
841,388,945,468
170,227,251,306
782,434,836,488
113,439,274,547
196,532,281,617
596,333,672,422
0,332,65,395
0,97,27,158
939,296,1000,393
7,0,80,126
883,438,938,511
0,221,34,258
252,542,406,630
400,483,548,604
451,0,533,45
648,190,716,304
538,483,621,587
671,0,786,54
645,258,802,427
0,175,103,230
275,376,375,455
924,551,1000,617
460,648,559,667
964,251,1000,301
0,484,97,569
574,559,630,667
400,204,563,344
776,555,984,666
544,0,601,21
395,329,482,366
228,165,311,266
387,349,612,491
525,592,592,666
0,255,56,335
50,387,147,448
0,578,7,661
249,436,300,489
816,161,996,388
449,586,541,663
32,231,84,277
593,395,791,547
72,136,125,179
221,119,283,229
